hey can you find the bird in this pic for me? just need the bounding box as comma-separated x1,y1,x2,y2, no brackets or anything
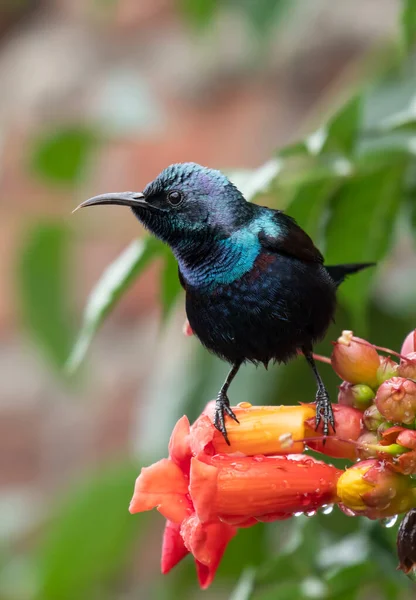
75,162,374,444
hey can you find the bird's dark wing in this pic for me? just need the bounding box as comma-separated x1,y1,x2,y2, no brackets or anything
178,267,186,290
259,212,324,264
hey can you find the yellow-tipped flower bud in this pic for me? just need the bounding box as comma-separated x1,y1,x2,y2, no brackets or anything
337,459,416,519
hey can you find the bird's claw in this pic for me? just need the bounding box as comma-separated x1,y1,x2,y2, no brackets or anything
213,393,239,445
315,389,335,441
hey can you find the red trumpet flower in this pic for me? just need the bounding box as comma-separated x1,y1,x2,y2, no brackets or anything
129,404,343,588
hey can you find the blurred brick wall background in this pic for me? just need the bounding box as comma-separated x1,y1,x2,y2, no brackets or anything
0,0,398,553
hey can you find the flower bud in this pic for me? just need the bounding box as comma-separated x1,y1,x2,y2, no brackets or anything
377,356,399,385
331,331,380,388
338,382,375,410
337,459,416,518
401,330,416,356
356,431,379,459
376,377,416,425
377,421,393,437
398,353,416,379
363,404,384,432
397,509,416,581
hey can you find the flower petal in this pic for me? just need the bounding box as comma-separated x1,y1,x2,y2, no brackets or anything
129,458,192,523
190,414,215,456
169,415,192,472
209,454,341,519
161,520,189,574
191,404,315,456
189,456,219,523
180,515,236,590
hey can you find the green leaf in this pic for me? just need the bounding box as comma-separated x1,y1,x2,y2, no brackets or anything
324,164,405,330
160,249,183,321
322,95,362,156
67,237,163,373
30,126,97,185
180,0,218,27
229,160,282,202
229,567,256,600
402,0,416,54
324,562,376,596
286,178,340,242
35,461,145,600
17,222,73,370
254,582,304,600
236,0,290,35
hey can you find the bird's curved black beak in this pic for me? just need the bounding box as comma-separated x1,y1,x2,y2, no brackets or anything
73,191,146,213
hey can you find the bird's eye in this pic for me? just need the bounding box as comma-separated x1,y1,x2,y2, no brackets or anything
167,190,183,206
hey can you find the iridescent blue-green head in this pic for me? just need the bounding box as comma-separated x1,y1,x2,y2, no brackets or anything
75,163,254,247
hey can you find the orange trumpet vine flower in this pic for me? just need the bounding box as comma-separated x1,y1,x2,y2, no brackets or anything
129,404,344,588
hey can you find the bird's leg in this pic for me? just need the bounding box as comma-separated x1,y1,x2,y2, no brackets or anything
214,361,241,445
303,349,335,437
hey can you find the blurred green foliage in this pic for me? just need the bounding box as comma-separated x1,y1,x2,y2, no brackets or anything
29,126,97,186
18,222,74,370
9,1,416,599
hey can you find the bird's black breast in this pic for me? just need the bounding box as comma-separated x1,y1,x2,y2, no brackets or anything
184,251,337,365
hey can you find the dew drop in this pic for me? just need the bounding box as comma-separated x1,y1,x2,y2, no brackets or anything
381,515,398,528
230,461,250,472
237,402,252,408
279,432,294,449
294,511,304,517
306,510,317,517
320,504,334,515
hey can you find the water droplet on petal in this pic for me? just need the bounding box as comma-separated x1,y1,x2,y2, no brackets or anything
306,510,317,517
381,515,398,528
279,432,294,449
237,402,252,408
294,511,304,517
320,504,334,515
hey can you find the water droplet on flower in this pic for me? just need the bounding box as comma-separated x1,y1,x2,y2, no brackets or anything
282,480,289,488
294,511,304,517
301,494,311,507
237,402,252,408
320,504,334,515
382,515,398,528
279,432,294,449
306,510,317,517
253,455,264,462
230,461,250,472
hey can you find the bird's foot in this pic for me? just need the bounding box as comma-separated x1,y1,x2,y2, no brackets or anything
315,388,335,439
213,393,239,445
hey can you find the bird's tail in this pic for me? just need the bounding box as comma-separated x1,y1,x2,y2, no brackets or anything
325,262,375,286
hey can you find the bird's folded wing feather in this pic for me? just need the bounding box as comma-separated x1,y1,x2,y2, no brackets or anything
258,213,324,264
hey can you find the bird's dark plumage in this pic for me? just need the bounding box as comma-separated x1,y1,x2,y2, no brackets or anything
76,162,375,443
